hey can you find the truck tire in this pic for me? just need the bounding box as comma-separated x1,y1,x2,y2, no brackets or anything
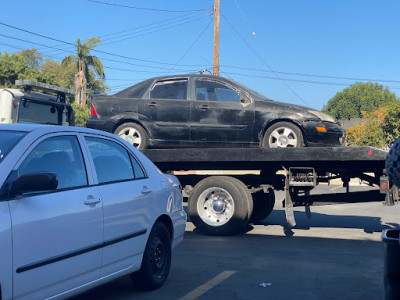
114,122,149,150
188,176,253,236
250,189,275,223
263,122,303,148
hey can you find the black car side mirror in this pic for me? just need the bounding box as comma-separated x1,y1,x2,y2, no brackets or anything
10,173,58,197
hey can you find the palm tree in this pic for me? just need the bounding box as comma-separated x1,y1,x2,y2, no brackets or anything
62,38,105,105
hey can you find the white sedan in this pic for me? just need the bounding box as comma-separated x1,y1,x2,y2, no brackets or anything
0,124,186,300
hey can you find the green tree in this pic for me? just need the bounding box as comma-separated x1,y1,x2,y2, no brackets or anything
20,48,43,69
322,82,397,120
0,51,29,87
71,103,91,127
61,38,105,105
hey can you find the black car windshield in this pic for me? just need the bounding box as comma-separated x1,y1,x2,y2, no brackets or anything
228,79,271,101
0,131,26,163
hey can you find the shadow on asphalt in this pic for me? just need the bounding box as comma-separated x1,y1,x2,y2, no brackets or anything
72,232,387,300
251,209,399,235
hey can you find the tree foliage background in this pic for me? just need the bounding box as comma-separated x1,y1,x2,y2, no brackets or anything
0,48,109,101
0,47,109,126
322,82,397,120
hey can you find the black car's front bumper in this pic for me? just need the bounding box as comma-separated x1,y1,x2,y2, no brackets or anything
301,121,345,147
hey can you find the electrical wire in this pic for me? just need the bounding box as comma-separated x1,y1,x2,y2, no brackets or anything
220,11,311,107
167,20,212,75
0,22,210,67
88,0,213,13
99,11,205,39
221,65,400,84
101,15,210,45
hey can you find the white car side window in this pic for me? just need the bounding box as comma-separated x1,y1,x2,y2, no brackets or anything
17,136,88,190
85,137,134,184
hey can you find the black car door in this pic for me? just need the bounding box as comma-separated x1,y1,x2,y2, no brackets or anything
190,78,255,146
138,78,191,147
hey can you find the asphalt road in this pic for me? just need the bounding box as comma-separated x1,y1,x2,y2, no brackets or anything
74,184,400,300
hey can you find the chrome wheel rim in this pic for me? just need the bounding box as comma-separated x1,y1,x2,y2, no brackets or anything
118,127,142,148
269,127,298,148
197,187,235,227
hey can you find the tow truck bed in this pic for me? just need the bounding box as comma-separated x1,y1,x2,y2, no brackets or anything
142,146,393,235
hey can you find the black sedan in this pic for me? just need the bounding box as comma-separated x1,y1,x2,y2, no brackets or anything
87,75,345,150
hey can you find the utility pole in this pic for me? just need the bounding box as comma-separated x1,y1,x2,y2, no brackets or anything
213,0,220,76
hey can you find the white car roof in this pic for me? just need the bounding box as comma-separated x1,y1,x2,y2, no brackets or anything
0,124,114,138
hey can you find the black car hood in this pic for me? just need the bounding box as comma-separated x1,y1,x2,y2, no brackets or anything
255,98,315,119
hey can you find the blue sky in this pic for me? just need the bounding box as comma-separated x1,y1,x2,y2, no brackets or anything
1,0,400,110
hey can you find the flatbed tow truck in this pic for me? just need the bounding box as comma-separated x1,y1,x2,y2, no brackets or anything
143,146,398,235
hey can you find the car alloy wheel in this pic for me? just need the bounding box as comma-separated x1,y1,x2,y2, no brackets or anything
114,122,149,150
269,126,298,148
264,122,303,148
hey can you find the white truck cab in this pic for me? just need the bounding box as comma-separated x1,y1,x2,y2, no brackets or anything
0,80,75,126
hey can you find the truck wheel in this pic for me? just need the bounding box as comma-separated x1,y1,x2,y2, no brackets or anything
188,176,253,236
250,189,275,223
263,122,303,148
130,222,171,290
114,122,149,150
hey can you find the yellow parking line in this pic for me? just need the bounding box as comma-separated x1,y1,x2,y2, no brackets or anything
179,271,236,300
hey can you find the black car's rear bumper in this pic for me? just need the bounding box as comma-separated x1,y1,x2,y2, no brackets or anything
86,117,115,133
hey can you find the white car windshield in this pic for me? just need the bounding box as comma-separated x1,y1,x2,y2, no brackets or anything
0,131,26,163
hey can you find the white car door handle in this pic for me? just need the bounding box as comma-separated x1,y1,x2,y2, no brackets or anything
84,196,101,205
141,186,152,194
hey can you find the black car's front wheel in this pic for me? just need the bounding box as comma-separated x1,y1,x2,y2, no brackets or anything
263,122,303,148
114,122,149,150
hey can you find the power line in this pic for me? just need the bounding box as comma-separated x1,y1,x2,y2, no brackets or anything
88,0,213,13
0,33,72,54
222,65,400,84
224,71,400,90
99,11,205,39
101,15,210,45
104,65,203,74
0,22,210,67
0,42,25,51
167,20,213,74
220,12,310,107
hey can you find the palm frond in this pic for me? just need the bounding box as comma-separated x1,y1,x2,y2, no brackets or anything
61,56,77,69
86,56,105,79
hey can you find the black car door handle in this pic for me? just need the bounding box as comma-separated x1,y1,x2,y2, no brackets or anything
196,105,209,111
148,102,157,107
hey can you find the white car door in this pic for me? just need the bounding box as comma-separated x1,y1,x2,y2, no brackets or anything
9,134,103,300
84,136,154,276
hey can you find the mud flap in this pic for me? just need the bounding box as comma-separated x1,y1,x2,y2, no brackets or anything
285,175,296,228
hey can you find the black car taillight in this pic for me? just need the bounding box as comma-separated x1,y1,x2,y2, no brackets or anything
90,104,98,116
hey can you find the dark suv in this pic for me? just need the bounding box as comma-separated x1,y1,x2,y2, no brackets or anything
87,75,345,149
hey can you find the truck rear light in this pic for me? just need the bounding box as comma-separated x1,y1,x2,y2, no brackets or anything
380,175,389,194
90,104,98,116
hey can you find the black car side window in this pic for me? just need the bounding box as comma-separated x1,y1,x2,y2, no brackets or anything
85,137,134,184
195,80,240,102
17,136,88,190
150,79,188,100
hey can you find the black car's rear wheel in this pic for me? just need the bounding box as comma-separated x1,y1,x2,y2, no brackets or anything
263,122,303,148
114,122,148,150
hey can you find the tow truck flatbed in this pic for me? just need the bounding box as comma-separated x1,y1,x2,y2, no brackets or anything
142,146,394,235
143,146,386,173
